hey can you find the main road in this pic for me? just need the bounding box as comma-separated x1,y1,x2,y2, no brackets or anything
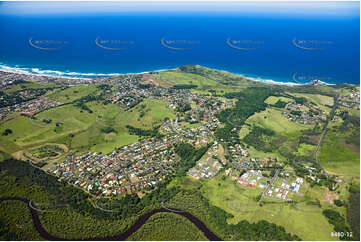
262,168,279,197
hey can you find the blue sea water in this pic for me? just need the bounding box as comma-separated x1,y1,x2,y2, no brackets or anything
0,1,359,84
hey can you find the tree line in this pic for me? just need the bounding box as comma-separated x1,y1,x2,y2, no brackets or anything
126,125,163,139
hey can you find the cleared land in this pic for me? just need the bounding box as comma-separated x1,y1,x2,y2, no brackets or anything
290,93,333,114
152,71,221,89
245,107,313,136
318,131,360,176
47,85,98,103
4,83,60,94
0,98,175,156
264,96,293,105
201,174,337,241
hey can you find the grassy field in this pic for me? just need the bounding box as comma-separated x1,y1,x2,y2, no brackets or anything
246,146,284,160
239,126,250,139
152,71,222,89
69,99,175,154
338,106,360,119
264,96,293,105
47,85,98,103
151,69,251,94
0,104,95,149
131,98,176,127
290,93,333,114
318,131,360,176
296,143,316,157
201,174,338,241
245,107,313,136
4,83,61,94
126,212,208,241
168,176,203,190
0,98,175,156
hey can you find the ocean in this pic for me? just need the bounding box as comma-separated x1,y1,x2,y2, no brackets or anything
0,1,359,84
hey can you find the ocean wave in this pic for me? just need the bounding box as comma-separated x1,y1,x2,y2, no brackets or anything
245,76,334,86
203,65,335,86
0,63,123,78
0,63,175,79
0,63,333,85
244,76,303,86
201,65,330,86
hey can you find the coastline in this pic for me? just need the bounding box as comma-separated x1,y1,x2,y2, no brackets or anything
0,63,176,81
0,62,332,86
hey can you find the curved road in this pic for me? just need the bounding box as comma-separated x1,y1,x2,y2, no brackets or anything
0,197,222,241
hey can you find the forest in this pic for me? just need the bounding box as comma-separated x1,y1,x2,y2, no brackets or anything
243,125,275,152
322,209,352,241
215,87,277,144
346,182,360,241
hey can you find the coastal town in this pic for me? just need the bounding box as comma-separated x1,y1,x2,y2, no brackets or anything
0,69,355,203
0,70,92,88
21,73,234,197
0,96,61,121
339,89,361,110
283,101,328,125
48,137,179,197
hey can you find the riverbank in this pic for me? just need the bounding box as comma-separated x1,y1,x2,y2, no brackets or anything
0,197,222,241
